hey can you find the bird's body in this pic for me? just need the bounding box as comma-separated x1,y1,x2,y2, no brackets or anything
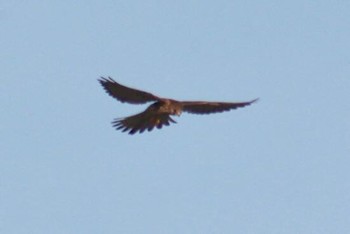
99,77,258,134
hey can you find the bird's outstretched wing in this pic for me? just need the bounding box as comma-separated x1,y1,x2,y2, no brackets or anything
112,110,176,135
181,98,258,115
98,77,161,104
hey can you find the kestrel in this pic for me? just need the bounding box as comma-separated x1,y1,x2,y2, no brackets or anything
99,77,258,134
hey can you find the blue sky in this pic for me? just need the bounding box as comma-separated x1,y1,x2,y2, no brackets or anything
1,1,350,233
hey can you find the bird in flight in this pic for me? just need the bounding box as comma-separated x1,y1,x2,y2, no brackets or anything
98,77,258,134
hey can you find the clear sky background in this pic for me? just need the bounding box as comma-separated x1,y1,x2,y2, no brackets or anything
1,1,350,233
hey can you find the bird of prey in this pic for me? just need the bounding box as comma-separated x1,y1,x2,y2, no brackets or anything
98,77,258,134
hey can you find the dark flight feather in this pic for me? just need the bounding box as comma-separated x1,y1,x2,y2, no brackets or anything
181,99,258,115
98,77,160,104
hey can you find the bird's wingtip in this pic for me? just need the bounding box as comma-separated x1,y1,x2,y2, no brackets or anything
251,98,260,103
98,76,116,83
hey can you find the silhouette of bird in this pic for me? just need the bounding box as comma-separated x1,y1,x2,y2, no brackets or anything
98,77,258,134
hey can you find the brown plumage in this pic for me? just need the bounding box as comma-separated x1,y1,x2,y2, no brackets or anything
99,77,258,134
